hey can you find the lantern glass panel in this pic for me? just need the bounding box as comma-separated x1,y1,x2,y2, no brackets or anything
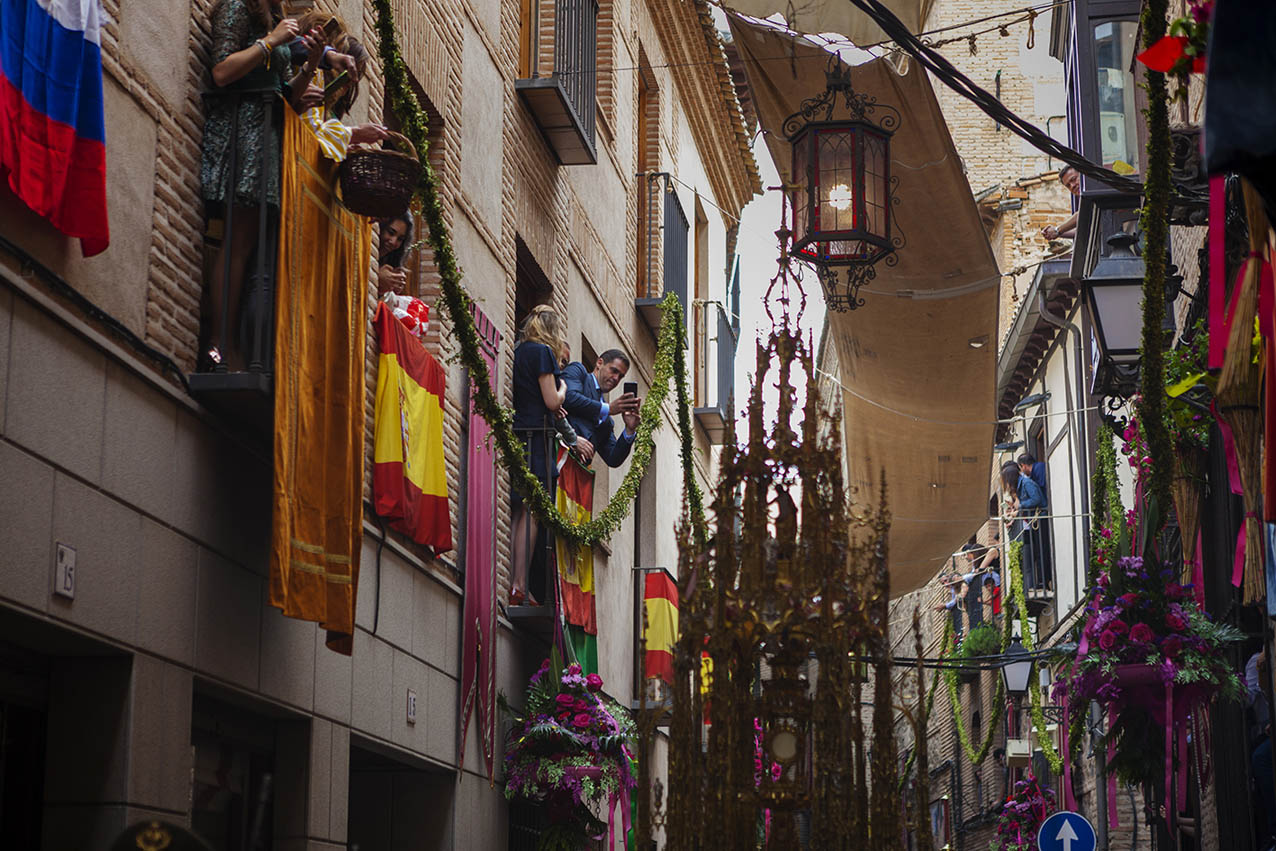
817,130,856,234
1090,281,1143,360
862,131,888,240
793,132,811,249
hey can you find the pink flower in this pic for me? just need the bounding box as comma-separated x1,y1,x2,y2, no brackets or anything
556,693,576,708
1166,610,1188,632
586,673,604,692
1098,630,1118,651
1109,619,1129,635
1097,573,1110,588
572,712,592,729
1165,583,1187,601
574,698,590,712
567,663,582,675
1130,623,1154,643
1161,635,1184,658
1100,527,1113,540
1117,592,1139,609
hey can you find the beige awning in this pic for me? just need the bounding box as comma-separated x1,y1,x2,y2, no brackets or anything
725,0,933,47
728,16,999,596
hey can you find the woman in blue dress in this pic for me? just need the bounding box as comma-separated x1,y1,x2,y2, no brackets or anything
510,304,568,606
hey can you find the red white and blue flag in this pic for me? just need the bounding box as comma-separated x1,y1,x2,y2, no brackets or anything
1,0,109,256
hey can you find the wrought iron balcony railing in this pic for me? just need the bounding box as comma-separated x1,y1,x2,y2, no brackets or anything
515,0,598,164
636,173,688,333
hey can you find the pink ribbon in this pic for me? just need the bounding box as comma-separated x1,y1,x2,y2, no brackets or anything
1209,175,1226,368
1193,528,1206,607
1164,681,1174,833
1214,402,1248,587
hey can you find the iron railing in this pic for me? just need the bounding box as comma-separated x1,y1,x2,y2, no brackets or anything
662,183,689,309
198,87,279,378
694,300,737,413
511,421,561,605
553,0,598,148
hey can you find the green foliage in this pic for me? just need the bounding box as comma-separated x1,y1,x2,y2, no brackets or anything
372,0,705,548
960,623,1001,659
944,594,1012,765
1008,544,1064,775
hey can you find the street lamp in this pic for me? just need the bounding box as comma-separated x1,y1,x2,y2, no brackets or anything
1001,637,1033,699
784,61,901,312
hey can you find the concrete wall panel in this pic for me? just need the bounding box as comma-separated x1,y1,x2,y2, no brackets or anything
135,518,198,664
0,441,54,612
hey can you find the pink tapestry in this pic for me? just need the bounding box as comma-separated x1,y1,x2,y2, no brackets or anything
458,304,500,782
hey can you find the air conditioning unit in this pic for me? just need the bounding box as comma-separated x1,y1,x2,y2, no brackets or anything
1006,737,1032,768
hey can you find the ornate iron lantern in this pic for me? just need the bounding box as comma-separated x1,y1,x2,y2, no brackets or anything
785,60,901,311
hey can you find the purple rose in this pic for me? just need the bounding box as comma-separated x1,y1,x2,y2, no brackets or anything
1098,630,1118,651
572,712,592,729
1161,635,1184,658
1130,623,1154,643
586,673,604,692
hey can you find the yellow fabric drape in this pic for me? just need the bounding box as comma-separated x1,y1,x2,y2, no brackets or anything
270,109,370,655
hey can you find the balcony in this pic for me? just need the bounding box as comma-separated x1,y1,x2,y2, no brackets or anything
692,294,738,445
636,174,688,334
188,88,280,431
515,0,598,165
506,423,562,637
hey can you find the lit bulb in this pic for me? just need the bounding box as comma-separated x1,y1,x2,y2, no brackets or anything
827,183,853,211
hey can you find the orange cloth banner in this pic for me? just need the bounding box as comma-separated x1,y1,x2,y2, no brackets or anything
270,109,370,655
372,302,451,551
555,451,597,635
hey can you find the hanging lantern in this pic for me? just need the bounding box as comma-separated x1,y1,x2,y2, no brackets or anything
785,61,901,311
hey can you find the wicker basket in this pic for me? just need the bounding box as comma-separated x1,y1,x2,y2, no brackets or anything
338,131,420,218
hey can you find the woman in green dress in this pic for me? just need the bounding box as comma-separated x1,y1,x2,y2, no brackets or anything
200,0,324,370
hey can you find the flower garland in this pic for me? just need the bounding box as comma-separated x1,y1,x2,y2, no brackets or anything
1009,539,1064,775
372,0,705,546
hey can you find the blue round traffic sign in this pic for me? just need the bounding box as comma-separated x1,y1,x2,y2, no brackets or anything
1038,811,1096,851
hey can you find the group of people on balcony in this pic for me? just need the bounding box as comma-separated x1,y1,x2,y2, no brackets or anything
1001,453,1052,592
200,0,393,370
508,305,644,606
937,534,1002,636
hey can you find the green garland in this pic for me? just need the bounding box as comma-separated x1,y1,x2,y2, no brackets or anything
372,0,703,546
1135,0,1173,526
1088,425,1124,586
1009,540,1064,774
898,617,949,790
944,581,1010,766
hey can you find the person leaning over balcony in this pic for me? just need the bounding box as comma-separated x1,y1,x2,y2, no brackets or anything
375,214,413,297
559,350,642,468
509,305,570,607
1001,460,1050,591
1017,453,1048,496
1041,165,1081,241
200,0,327,370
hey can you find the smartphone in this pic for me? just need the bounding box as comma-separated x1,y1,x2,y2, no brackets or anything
623,381,638,397
322,16,342,40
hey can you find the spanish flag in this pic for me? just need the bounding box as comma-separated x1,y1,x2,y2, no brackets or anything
373,302,452,552
556,451,597,673
643,571,678,684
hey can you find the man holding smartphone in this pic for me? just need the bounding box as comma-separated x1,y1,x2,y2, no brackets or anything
560,349,642,467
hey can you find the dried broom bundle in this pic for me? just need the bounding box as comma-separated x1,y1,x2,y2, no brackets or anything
1216,181,1270,605
1170,445,1204,583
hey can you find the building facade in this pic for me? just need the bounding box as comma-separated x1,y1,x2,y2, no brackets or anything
0,0,758,848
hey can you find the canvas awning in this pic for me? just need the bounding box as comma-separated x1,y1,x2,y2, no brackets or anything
725,0,933,47
728,16,999,596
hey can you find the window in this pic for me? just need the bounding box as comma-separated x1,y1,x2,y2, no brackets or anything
515,0,599,163
635,60,659,298
1092,21,1139,170
693,199,710,406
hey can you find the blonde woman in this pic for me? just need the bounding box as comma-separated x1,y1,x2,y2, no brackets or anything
510,305,568,606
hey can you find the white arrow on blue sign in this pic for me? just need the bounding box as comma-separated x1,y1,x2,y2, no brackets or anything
1038,811,1097,851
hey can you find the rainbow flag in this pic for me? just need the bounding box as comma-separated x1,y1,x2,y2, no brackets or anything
373,302,452,552
556,451,597,673
0,0,109,256
643,571,678,684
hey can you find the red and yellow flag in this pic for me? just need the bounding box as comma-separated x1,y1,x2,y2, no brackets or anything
556,452,596,635
373,302,451,552
643,571,678,684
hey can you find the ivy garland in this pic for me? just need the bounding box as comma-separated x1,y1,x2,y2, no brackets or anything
898,617,949,790
944,582,1011,766
1008,540,1064,775
1135,0,1174,523
372,0,705,546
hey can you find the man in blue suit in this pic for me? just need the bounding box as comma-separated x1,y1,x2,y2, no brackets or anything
561,349,642,467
